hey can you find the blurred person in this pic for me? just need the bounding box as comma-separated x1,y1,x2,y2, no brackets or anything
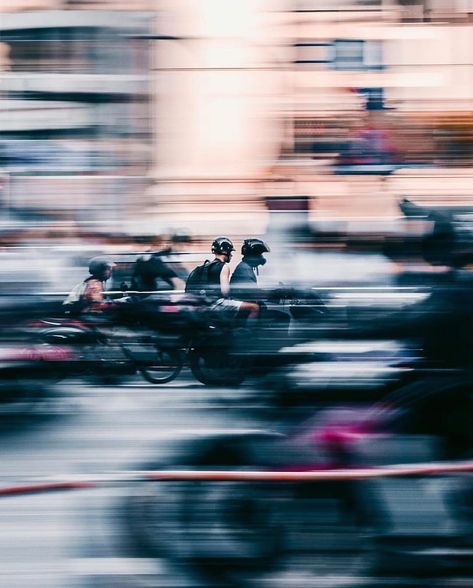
338,110,398,168
165,231,193,283
186,237,259,319
230,238,270,302
351,208,473,371
131,234,187,294
186,236,235,297
63,256,116,315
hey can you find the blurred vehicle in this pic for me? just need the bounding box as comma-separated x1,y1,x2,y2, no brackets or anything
29,286,326,388
117,200,473,584
269,337,421,407
122,399,473,586
28,305,185,385
269,198,473,404
0,342,77,416
188,287,325,386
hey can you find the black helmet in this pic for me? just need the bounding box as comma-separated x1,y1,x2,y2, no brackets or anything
241,238,270,257
212,236,235,256
88,256,115,279
241,238,270,268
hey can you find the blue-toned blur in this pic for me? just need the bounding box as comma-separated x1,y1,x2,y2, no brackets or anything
2,1,473,587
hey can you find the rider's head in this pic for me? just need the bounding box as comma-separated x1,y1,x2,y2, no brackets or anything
241,239,270,267
169,231,191,250
88,257,115,281
211,237,235,262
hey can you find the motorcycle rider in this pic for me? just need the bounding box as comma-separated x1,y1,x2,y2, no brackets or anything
230,238,293,343
230,238,270,302
190,237,259,319
63,256,119,315
131,234,187,294
360,219,473,369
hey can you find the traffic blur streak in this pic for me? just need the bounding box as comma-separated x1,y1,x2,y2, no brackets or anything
1,207,473,586
119,206,473,585
122,432,473,586
2,458,473,496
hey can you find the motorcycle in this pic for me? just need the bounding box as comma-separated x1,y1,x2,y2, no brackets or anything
27,306,185,385
10,286,324,388
119,201,473,583
188,288,326,387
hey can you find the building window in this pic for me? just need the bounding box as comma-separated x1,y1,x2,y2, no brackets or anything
294,39,383,70
332,39,383,71
3,27,132,75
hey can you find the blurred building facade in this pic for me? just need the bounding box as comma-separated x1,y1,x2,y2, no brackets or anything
145,0,473,233
0,6,151,231
1,0,473,236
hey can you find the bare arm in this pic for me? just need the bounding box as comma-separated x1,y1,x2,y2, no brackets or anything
220,264,231,297
170,276,186,291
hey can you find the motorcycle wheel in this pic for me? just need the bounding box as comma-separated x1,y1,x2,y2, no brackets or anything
123,435,283,585
189,349,245,386
138,348,183,385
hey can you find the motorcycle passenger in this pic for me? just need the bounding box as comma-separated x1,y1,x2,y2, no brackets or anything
63,256,117,315
207,236,234,298
195,237,259,319
231,239,291,345
230,238,270,302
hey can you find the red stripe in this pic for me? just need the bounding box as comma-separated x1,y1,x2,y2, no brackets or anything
143,461,473,481
1,460,473,497
0,481,96,497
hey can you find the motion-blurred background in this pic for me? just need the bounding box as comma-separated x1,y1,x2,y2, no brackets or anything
2,1,473,244
2,2,473,588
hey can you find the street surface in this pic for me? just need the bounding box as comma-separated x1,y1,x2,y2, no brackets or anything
0,374,269,588
0,374,471,588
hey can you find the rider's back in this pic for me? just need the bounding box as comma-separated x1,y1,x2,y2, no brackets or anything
132,250,177,293
230,260,257,301
185,258,224,298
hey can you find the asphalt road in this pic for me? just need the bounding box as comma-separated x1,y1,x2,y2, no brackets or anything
0,374,272,588
0,375,471,588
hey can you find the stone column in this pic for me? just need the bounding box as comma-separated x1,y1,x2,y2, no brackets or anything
143,0,291,237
